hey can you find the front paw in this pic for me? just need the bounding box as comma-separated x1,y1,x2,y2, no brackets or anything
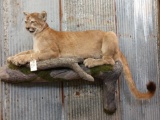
7,56,15,63
10,56,28,66
84,58,95,68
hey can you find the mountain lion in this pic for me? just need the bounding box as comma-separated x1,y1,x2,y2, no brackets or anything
7,11,156,99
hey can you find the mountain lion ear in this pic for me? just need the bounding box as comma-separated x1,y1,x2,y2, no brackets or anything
39,11,47,21
23,12,29,16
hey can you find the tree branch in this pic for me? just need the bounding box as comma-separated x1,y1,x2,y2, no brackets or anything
33,57,94,81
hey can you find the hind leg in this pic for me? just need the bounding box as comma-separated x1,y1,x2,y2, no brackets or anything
84,31,119,68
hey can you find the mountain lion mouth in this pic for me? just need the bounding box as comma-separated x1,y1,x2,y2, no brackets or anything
26,27,36,33
29,30,35,33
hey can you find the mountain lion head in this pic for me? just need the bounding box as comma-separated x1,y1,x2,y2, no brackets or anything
23,11,47,34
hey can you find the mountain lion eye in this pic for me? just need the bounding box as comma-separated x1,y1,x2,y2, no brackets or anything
31,21,36,23
25,21,27,23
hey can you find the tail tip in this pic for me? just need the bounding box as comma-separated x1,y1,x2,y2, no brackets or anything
147,81,156,93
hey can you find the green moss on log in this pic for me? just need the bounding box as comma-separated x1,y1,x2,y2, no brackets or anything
8,63,31,74
35,70,56,81
8,63,63,81
8,63,113,81
90,65,113,76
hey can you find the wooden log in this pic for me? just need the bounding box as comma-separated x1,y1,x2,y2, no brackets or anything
0,57,114,83
102,61,122,113
0,58,123,113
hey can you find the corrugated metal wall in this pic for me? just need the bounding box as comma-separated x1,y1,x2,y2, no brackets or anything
116,0,159,119
0,0,159,120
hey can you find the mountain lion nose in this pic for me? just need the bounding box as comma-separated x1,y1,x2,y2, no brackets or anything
26,27,30,30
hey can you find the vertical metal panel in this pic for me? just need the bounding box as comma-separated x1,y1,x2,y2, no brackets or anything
2,83,62,120
0,0,4,118
63,81,120,120
62,0,116,32
1,0,10,66
62,0,120,119
1,0,62,120
116,0,160,120
0,0,3,66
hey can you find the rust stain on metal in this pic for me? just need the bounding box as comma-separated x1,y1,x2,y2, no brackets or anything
61,82,65,105
76,91,80,96
67,16,75,22
59,0,63,31
59,0,64,110
114,0,118,34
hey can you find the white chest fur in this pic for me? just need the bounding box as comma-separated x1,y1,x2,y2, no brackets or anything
33,37,40,52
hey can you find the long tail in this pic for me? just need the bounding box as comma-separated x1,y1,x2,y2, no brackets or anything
120,52,156,99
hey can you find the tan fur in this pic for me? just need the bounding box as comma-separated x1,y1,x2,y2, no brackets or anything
7,11,156,99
